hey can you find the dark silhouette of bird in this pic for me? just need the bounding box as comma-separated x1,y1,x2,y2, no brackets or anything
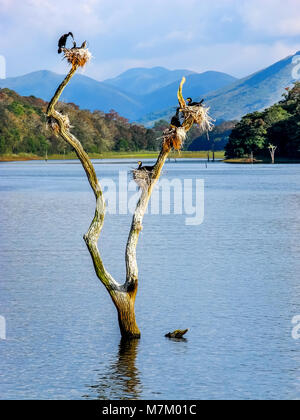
58,32,74,54
137,161,155,172
186,97,204,106
170,107,182,128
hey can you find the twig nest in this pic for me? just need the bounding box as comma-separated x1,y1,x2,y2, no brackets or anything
132,168,153,190
62,47,92,68
162,126,187,151
182,105,214,132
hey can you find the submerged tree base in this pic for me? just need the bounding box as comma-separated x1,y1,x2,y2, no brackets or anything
114,290,141,339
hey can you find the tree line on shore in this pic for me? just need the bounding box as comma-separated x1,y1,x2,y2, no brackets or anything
0,88,161,156
225,82,300,160
2,83,298,160
0,88,234,156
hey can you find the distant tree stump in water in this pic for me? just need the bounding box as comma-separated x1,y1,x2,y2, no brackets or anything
165,329,189,339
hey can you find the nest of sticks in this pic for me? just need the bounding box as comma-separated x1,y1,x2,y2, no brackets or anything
182,104,214,132
132,168,154,190
162,126,187,151
161,105,214,152
62,47,92,68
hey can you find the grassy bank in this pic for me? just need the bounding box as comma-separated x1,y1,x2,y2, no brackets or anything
2,152,299,163
0,150,225,162
0,153,42,162
224,157,300,164
223,158,263,164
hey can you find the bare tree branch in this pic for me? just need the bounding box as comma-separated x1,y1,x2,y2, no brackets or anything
47,62,120,295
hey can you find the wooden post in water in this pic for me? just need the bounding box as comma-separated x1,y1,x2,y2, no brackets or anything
206,131,210,162
268,144,277,164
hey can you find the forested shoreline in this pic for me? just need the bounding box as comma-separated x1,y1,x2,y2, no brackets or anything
225,82,300,160
0,88,160,156
1,83,299,162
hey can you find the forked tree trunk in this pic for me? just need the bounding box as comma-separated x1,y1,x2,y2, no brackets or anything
269,145,277,164
46,51,200,339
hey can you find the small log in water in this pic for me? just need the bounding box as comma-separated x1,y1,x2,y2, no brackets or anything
165,329,189,339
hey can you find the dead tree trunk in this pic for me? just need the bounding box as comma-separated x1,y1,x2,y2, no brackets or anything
268,144,277,164
46,47,211,339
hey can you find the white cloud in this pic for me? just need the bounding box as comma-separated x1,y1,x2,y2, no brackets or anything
238,0,300,37
278,18,300,37
1,0,300,80
135,31,195,50
134,41,300,79
221,15,234,23
166,31,194,42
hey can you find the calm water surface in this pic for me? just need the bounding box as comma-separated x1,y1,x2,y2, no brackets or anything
0,159,300,400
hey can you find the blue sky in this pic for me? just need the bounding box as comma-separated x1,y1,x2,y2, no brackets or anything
0,0,300,80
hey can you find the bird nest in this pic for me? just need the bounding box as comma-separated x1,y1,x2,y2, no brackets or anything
182,105,214,132
62,47,92,68
132,168,154,190
162,126,187,151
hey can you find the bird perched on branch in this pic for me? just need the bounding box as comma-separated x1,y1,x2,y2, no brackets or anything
58,32,74,53
137,161,155,172
170,107,182,128
186,97,204,107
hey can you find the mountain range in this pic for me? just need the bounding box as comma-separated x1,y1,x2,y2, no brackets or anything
141,51,300,125
0,71,143,121
1,51,299,125
103,66,197,95
0,67,236,122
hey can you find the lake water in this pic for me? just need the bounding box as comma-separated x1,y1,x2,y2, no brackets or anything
0,159,300,400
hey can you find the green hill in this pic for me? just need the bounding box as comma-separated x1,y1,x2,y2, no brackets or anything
0,70,143,121
0,88,159,156
225,82,300,160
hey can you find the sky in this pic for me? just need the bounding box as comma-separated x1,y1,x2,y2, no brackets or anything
0,0,300,81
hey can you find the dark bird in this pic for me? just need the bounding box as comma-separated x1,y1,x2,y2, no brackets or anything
137,161,155,172
170,107,182,128
58,32,74,54
186,97,204,107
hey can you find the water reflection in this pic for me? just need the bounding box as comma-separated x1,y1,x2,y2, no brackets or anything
87,339,142,400
2,162,300,399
